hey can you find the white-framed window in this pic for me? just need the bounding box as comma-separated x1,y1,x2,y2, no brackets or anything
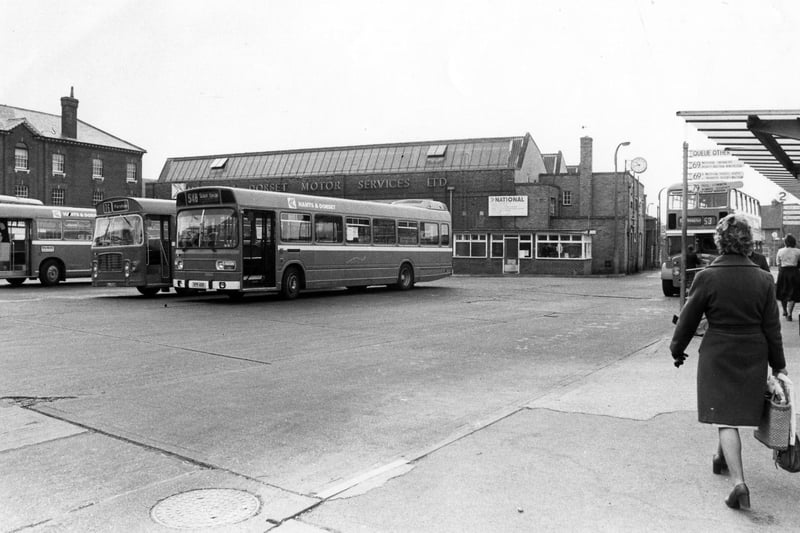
92,189,104,205
52,153,65,175
15,144,29,170
126,163,137,183
14,184,29,198
92,158,104,180
490,234,504,258
519,235,533,259
51,188,65,206
562,191,573,206
454,233,487,258
536,233,592,260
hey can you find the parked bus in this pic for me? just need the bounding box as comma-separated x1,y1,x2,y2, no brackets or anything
173,187,452,299
0,200,95,286
660,180,762,296
92,197,185,296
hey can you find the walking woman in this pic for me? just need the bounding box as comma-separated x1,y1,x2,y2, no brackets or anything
776,234,800,320
671,214,787,510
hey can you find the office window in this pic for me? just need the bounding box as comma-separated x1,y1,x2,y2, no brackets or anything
92,158,104,179
536,234,592,259
562,191,573,206
15,184,29,198
92,189,104,205
52,188,65,206
15,144,29,170
454,233,487,258
126,163,137,183
53,154,65,174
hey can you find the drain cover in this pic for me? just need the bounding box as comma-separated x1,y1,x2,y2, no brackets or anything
150,488,261,529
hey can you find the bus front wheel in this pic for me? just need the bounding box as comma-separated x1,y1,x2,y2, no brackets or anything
281,267,302,299
393,263,414,290
39,260,62,286
662,280,678,297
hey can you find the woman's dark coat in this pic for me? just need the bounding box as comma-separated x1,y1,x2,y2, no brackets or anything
670,253,786,426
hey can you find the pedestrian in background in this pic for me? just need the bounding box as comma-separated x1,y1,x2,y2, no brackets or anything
671,214,787,511
775,234,800,320
749,250,770,272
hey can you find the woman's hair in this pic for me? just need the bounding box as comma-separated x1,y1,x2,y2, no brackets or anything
785,234,797,247
714,214,753,256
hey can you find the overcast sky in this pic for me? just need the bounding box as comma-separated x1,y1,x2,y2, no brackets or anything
3,0,799,212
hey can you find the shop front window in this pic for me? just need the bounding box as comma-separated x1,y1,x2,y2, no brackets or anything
454,233,487,258
536,234,592,259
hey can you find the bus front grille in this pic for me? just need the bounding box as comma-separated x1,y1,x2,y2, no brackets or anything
97,253,123,272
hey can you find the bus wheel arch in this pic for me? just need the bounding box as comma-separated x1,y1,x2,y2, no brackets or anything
136,286,160,297
394,262,415,290
38,259,64,286
6,277,26,287
281,265,304,299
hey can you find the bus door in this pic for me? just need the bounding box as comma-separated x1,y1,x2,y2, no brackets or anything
242,210,276,287
1,220,30,275
145,215,172,283
503,236,519,274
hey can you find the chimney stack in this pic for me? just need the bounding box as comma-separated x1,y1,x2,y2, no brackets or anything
60,87,78,139
579,136,593,217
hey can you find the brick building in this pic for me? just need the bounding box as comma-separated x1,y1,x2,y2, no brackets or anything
0,89,145,207
154,134,645,275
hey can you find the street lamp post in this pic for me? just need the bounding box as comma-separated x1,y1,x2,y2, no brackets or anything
612,141,631,274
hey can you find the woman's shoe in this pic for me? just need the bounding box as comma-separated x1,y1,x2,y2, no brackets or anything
712,454,728,475
725,483,750,510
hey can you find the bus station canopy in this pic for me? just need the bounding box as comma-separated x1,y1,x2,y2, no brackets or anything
677,109,800,199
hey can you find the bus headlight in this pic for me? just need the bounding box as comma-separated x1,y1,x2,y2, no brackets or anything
216,259,236,271
124,260,132,278
92,261,98,278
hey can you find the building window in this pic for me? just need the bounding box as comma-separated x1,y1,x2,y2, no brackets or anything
92,189,104,205
490,234,534,259
519,235,533,258
52,188,65,206
15,184,29,198
454,233,487,258
536,233,592,259
491,234,504,258
92,158,104,180
562,191,573,206
53,153,65,175
426,144,447,158
15,144,29,170
210,158,228,169
126,163,137,183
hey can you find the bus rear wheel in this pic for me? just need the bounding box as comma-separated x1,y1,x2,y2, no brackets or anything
39,259,62,286
662,280,678,297
393,263,414,290
281,267,302,299
136,286,160,297
7,278,26,286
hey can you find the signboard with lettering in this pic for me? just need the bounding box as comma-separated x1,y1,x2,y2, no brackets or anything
688,148,744,180
488,196,528,217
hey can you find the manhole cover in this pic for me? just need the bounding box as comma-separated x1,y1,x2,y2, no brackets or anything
150,488,261,529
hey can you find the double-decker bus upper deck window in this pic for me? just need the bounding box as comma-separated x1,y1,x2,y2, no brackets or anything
177,208,237,248
281,213,311,242
314,214,343,243
372,218,396,245
398,221,418,245
93,215,143,246
420,222,440,245
346,217,371,244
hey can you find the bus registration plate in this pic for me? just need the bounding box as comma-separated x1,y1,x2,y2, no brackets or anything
189,280,209,289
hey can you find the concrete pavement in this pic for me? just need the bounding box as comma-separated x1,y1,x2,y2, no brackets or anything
3,307,800,531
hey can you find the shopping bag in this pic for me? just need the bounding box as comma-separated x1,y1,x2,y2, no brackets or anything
754,375,794,450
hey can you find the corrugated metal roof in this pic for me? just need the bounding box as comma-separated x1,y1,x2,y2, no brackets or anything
0,105,145,153
677,109,800,199
159,136,525,183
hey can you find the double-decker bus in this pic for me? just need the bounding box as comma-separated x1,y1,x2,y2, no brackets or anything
92,197,184,296
173,187,452,299
0,198,95,286
660,180,762,296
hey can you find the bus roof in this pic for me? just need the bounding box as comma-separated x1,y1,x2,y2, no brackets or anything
96,197,176,216
0,203,95,219
176,187,452,221
0,194,44,205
